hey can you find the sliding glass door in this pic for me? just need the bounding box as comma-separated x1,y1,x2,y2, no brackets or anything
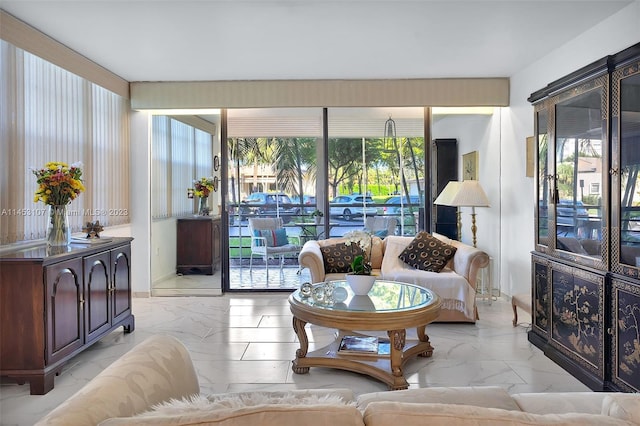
327,108,426,238
226,108,323,290
224,107,425,291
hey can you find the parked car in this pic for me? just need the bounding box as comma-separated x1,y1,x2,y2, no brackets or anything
556,199,589,228
290,195,317,215
382,195,421,215
329,194,377,221
239,192,296,222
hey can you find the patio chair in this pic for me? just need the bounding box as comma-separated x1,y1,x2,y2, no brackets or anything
364,216,398,237
248,217,301,279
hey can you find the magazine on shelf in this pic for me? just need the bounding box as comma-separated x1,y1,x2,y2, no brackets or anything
338,335,390,356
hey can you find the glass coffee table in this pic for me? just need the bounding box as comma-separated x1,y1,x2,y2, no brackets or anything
288,280,441,390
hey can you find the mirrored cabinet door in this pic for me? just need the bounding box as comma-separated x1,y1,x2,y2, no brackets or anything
536,107,551,249
612,59,640,276
552,77,608,269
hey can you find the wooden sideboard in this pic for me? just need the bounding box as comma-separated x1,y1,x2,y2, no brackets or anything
176,216,221,275
0,237,134,395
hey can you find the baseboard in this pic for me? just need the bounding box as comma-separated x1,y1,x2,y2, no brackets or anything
151,288,223,297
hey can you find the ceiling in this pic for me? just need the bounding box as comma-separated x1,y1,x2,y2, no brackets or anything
0,0,634,83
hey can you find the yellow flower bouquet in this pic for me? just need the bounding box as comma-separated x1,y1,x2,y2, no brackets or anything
193,176,214,215
33,161,85,206
193,176,214,198
33,161,84,246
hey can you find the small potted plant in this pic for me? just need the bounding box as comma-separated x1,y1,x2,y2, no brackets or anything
310,209,323,224
344,230,376,295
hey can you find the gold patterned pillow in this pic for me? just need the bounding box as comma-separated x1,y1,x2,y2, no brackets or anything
398,232,457,273
321,243,363,274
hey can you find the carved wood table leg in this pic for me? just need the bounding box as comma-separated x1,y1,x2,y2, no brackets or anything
291,316,310,374
387,329,408,390
416,324,434,357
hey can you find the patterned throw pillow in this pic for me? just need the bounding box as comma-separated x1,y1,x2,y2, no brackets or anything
320,243,363,273
254,229,288,247
398,231,457,273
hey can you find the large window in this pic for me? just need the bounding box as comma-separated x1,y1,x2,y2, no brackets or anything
0,40,130,244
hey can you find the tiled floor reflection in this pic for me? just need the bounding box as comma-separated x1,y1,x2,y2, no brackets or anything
229,265,310,290
153,265,311,293
0,295,589,426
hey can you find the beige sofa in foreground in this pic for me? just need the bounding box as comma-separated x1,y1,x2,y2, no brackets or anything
36,335,640,426
299,233,490,322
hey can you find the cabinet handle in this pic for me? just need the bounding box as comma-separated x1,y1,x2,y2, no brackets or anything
607,327,613,335
79,295,85,308
609,168,619,176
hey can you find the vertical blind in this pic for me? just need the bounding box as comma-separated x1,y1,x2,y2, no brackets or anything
0,40,129,244
151,116,214,219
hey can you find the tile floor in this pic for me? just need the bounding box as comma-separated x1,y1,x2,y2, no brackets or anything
0,290,590,426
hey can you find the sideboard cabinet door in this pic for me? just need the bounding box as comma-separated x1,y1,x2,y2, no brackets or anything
111,244,133,325
45,258,84,365
84,251,111,343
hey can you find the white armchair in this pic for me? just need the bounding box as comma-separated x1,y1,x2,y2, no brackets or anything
364,216,398,237
248,218,301,278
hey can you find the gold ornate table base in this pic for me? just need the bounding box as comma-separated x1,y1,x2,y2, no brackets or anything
291,317,435,390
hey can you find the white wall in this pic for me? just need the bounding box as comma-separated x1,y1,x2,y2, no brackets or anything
129,110,152,296
502,1,640,296
433,112,502,290
151,218,177,283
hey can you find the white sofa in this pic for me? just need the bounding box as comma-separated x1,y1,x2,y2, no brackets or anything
36,335,640,426
298,233,490,322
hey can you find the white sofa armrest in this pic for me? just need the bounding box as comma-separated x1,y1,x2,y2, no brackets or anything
449,242,490,290
299,240,326,283
35,335,200,426
433,233,489,291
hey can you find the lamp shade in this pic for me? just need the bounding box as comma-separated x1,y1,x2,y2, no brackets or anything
434,181,461,206
449,180,490,207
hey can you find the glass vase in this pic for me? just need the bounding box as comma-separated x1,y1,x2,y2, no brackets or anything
198,196,210,216
47,204,71,247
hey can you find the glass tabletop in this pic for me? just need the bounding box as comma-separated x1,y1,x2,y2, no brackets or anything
291,280,434,313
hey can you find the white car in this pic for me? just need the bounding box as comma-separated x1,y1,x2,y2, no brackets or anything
329,195,378,221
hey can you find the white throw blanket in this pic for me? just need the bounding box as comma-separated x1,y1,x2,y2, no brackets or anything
381,237,476,319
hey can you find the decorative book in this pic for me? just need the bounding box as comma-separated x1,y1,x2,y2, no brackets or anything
337,336,392,357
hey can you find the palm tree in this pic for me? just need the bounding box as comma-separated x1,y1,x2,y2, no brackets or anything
273,137,316,201
228,137,264,209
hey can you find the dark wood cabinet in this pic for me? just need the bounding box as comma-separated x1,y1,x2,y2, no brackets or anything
431,138,458,240
0,238,134,394
529,42,640,392
177,217,221,275
532,255,606,389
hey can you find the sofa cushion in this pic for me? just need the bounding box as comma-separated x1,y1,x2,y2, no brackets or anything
398,231,457,273
602,394,640,424
321,243,363,273
357,386,521,411
362,401,632,426
512,392,607,415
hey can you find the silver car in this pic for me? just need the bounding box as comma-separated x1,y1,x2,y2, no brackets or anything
329,194,378,221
